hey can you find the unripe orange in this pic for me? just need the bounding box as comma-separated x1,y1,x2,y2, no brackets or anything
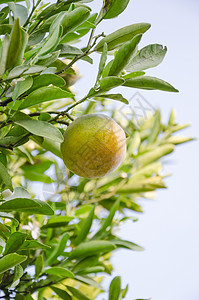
61,114,126,178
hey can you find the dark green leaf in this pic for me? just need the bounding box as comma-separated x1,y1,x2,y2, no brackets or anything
103,0,130,19
47,233,69,265
0,161,13,191
94,23,151,52
35,255,43,278
6,19,28,70
0,34,9,76
66,286,90,300
69,240,116,259
61,7,90,37
0,198,54,215
95,93,128,104
94,199,120,238
20,240,51,250
5,232,27,255
109,34,142,76
10,264,23,288
15,119,64,143
123,76,179,92
51,286,72,300
28,74,66,93
75,205,95,245
0,253,27,274
20,86,73,109
45,267,74,278
99,76,125,92
109,276,121,300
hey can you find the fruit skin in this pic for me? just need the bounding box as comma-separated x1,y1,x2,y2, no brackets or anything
61,114,126,178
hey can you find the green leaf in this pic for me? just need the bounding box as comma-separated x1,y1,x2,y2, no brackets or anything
166,136,194,145
75,205,95,245
100,76,125,92
0,24,12,35
0,253,27,274
0,161,13,191
123,76,179,92
35,255,43,278
41,216,74,229
135,144,175,168
12,77,33,102
28,74,65,94
20,240,51,250
109,276,121,300
147,110,161,144
111,239,144,251
103,0,131,19
122,71,145,79
75,275,102,290
6,65,29,80
94,199,120,238
0,198,54,215
15,119,64,143
94,23,151,52
66,286,90,300
126,44,167,72
6,18,28,70
45,267,74,278
20,86,73,109
5,232,27,255
61,7,90,37
95,42,108,85
8,3,28,26
47,232,69,265
0,34,9,76
51,286,72,300
23,65,46,75
38,25,62,56
109,34,142,76
118,176,166,193
69,240,116,259
57,44,83,56
10,264,23,289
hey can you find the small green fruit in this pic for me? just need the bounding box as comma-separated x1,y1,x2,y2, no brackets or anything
61,114,126,178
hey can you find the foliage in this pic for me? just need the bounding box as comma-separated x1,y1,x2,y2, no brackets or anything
0,0,191,299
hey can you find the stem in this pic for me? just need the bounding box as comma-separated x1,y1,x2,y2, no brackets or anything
23,0,36,27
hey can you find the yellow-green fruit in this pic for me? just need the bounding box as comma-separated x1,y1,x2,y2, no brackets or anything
61,114,126,178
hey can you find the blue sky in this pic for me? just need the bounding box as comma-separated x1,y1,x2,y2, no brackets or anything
73,1,199,299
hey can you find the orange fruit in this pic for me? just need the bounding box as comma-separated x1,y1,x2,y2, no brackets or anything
61,114,126,178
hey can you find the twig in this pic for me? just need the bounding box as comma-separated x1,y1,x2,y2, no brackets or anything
29,0,62,35
55,32,104,76
0,144,13,150
0,97,12,107
23,0,36,27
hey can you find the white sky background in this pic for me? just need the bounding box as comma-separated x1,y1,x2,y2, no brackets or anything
38,0,199,299
74,1,199,299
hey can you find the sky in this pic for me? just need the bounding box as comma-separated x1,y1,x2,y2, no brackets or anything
33,0,199,299
73,0,199,300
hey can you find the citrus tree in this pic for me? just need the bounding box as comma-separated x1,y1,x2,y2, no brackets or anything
0,1,192,299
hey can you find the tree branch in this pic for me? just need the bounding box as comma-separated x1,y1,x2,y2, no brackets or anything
0,98,13,107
